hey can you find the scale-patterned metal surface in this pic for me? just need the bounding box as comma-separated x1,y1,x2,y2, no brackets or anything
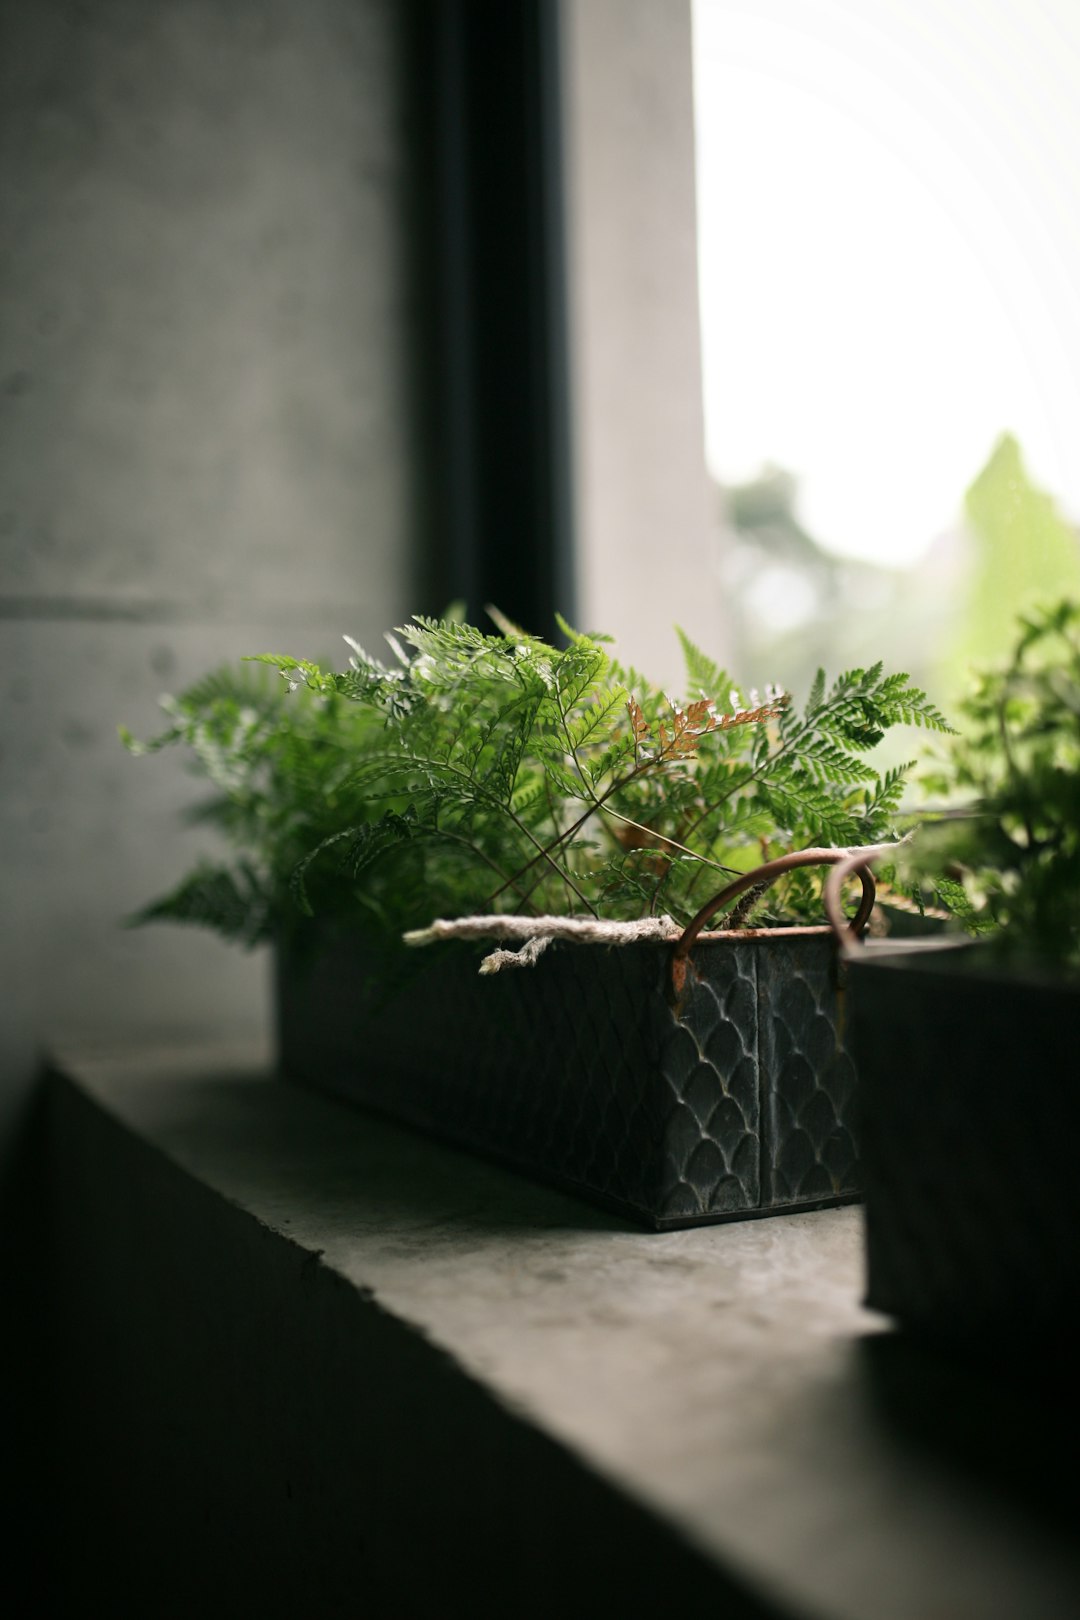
277,930,860,1230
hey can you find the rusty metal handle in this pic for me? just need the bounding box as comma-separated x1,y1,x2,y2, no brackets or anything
669,848,877,1001
822,850,883,951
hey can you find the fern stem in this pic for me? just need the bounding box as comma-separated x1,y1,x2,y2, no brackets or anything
597,804,737,877
437,831,541,915
485,757,645,906
505,805,598,916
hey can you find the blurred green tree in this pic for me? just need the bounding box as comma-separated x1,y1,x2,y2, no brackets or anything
719,435,1080,723
957,433,1080,672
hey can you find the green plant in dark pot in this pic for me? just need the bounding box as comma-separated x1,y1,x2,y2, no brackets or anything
836,599,1080,1345
125,612,948,1229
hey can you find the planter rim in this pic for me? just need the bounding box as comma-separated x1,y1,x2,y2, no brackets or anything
287,922,881,953
848,938,1080,992
679,924,835,944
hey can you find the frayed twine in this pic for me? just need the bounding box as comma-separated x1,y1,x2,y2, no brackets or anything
478,934,555,974
402,913,680,973
403,839,914,973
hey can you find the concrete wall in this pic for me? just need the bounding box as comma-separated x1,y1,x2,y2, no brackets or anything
561,0,724,685
0,0,420,1172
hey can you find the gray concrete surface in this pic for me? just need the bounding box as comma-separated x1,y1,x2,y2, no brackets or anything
561,0,726,684
51,1045,1080,1620
51,1043,775,1619
0,0,418,1181
0,0,414,614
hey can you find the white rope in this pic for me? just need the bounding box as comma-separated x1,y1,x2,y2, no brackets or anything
477,934,555,975
402,838,912,974
402,913,680,973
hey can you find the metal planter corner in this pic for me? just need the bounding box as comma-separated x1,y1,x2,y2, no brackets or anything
846,946,1080,1342
276,925,859,1231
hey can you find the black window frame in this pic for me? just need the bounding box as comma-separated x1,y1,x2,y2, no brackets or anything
409,0,576,637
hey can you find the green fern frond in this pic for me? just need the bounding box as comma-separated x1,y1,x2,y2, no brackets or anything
128,863,270,945
125,614,953,938
675,626,729,701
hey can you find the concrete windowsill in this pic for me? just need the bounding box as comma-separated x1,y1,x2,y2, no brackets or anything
50,1044,1080,1620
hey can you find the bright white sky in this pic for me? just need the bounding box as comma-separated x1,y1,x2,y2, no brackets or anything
692,0,1080,565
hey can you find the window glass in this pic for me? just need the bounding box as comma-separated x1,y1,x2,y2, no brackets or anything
692,0,1080,694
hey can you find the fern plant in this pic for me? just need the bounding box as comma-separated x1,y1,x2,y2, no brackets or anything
902,598,1080,971
123,612,952,946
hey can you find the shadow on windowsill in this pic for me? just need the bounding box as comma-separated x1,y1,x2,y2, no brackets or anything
856,1327,1080,1539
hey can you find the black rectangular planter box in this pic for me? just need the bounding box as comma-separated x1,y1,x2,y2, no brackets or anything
847,947,1080,1342
276,926,860,1230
